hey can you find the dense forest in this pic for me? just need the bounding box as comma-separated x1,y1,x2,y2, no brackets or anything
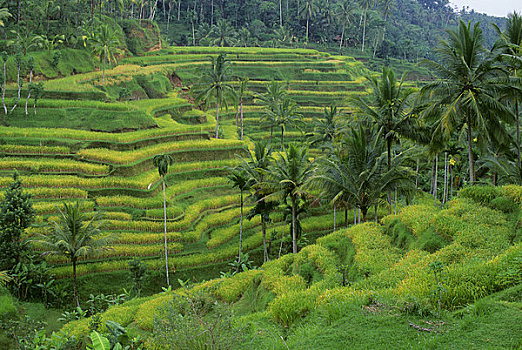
0,0,506,60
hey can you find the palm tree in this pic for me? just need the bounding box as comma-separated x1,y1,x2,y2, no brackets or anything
351,66,417,172
0,8,11,27
359,0,374,52
36,202,110,307
269,96,302,150
153,154,174,287
240,140,276,262
299,0,317,42
195,54,236,139
209,19,236,47
257,81,288,143
420,20,513,184
236,78,249,140
494,12,522,168
336,0,356,50
314,125,412,222
268,143,314,254
227,166,251,262
91,24,121,85
311,106,341,149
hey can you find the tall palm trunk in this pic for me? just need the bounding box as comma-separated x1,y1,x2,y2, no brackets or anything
25,70,32,115
215,89,220,139
281,125,285,150
305,14,309,41
279,0,282,26
443,152,448,204
415,159,419,188
102,53,106,85
433,153,439,205
239,190,243,260
163,179,170,286
240,99,244,141
11,64,21,112
333,205,336,232
361,5,368,52
515,99,522,169
262,217,267,262
466,114,475,183
291,196,297,254
72,258,79,308
2,61,7,115
339,25,345,50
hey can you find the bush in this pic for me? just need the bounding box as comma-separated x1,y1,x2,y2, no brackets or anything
459,185,500,204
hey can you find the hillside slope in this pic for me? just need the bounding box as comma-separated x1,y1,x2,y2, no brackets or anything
60,185,522,348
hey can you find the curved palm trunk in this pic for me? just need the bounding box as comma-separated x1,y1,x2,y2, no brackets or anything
279,225,285,258
215,90,220,139
72,257,79,308
291,196,297,254
466,114,475,183
163,179,170,286
239,190,243,261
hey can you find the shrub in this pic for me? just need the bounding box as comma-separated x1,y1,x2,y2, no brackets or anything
459,185,500,204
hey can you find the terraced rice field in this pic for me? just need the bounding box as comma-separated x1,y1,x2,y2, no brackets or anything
0,47,369,288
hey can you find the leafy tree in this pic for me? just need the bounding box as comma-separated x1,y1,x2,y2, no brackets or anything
31,82,44,115
194,53,236,139
421,20,513,183
91,24,122,85
0,172,34,272
35,202,110,307
268,143,314,254
153,153,174,287
227,166,251,262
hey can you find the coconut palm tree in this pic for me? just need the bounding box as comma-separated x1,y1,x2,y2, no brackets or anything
257,81,288,143
239,140,277,262
153,154,174,287
268,143,315,254
227,166,251,262
336,0,356,50
194,53,236,139
91,24,121,85
269,96,303,150
360,0,374,52
311,106,341,149
209,19,237,47
351,66,417,172
494,12,522,168
314,125,412,222
235,78,249,140
420,20,513,184
35,202,110,307
0,8,12,27
299,0,318,42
